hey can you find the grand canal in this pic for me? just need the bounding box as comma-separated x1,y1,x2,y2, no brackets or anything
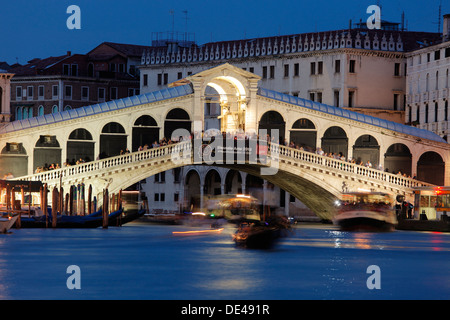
0,222,449,300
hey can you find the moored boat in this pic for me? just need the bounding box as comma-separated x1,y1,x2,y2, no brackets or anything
333,192,397,232
0,214,20,233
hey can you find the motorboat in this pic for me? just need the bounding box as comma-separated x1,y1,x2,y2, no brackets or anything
0,214,20,233
333,192,398,232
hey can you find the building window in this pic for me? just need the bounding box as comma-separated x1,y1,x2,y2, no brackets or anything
16,86,22,101
52,85,58,99
65,86,72,99
348,90,355,107
394,63,400,76
425,104,429,123
309,92,315,101
160,193,165,202
335,60,341,73
52,105,59,113
310,62,316,75
27,86,33,100
445,48,450,58
154,193,159,202
63,64,70,75
349,60,356,73
294,63,299,76
143,74,148,86
98,88,105,102
38,105,44,116
164,73,168,85
81,87,89,101
416,105,420,123
445,101,449,121
155,172,165,183
393,93,399,110
435,50,440,61
262,66,267,79
316,92,322,103
174,193,179,202
434,102,439,122
334,90,340,107
249,67,254,73
317,61,323,75
110,87,118,100
110,63,116,72
177,72,182,79
427,53,431,63
38,86,44,100
269,65,275,79
284,64,289,77
118,63,125,73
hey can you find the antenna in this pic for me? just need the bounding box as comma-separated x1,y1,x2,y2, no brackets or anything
182,10,189,43
169,9,175,40
432,0,442,33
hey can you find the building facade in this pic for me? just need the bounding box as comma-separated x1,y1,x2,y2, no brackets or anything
135,26,443,216
405,14,450,142
8,42,149,122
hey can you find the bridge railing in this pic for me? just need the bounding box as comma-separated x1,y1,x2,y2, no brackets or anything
15,139,432,190
17,141,193,183
269,143,433,189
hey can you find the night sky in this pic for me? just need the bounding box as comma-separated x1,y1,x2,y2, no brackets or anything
1,0,449,65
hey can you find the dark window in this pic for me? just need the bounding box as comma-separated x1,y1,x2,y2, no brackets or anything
445,47,450,58
143,74,148,86
269,66,275,78
334,90,340,107
294,63,299,76
249,67,254,73
157,74,162,85
160,193,165,202
262,66,267,79
394,63,400,76
435,50,440,60
284,64,289,77
177,72,182,79
393,93,399,110
318,61,323,74
154,193,159,201
71,64,78,76
349,60,356,73
310,62,316,75
164,73,168,85
348,91,354,107
435,102,439,122
335,60,340,73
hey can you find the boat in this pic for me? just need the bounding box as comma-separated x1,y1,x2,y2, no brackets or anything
232,216,291,249
232,221,282,249
333,192,398,232
0,214,20,233
18,208,123,228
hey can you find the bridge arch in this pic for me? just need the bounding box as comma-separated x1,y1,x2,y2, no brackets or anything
258,110,286,143
132,115,160,151
384,143,412,175
289,118,317,151
33,135,61,171
321,126,349,157
0,143,27,177
164,107,192,140
100,122,127,158
352,134,380,167
66,128,95,165
224,169,242,194
417,151,445,185
204,168,222,196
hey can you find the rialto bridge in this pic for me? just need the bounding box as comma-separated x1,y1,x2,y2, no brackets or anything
1,63,449,218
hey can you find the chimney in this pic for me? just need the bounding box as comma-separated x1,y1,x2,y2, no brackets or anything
67,51,72,56
444,14,450,41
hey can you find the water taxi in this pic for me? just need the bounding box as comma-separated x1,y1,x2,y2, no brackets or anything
333,192,397,231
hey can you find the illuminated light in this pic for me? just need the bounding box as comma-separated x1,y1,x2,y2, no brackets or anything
192,212,206,216
236,194,251,198
215,76,246,99
357,188,371,192
172,228,224,236
206,82,228,104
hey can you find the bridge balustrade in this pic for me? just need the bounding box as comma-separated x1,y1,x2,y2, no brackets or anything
15,139,431,190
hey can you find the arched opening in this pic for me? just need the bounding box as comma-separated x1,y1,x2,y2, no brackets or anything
352,135,380,166
384,143,412,175
164,108,191,140
100,122,127,158
0,143,27,178
289,118,316,151
204,169,221,196
204,85,222,131
184,169,201,211
33,135,61,171
224,169,242,194
67,128,94,165
259,111,285,144
132,115,159,151
417,152,444,185
321,126,348,157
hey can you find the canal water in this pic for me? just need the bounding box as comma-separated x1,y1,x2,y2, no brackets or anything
0,222,449,300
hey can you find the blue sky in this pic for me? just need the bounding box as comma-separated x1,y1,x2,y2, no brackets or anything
1,0,449,65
